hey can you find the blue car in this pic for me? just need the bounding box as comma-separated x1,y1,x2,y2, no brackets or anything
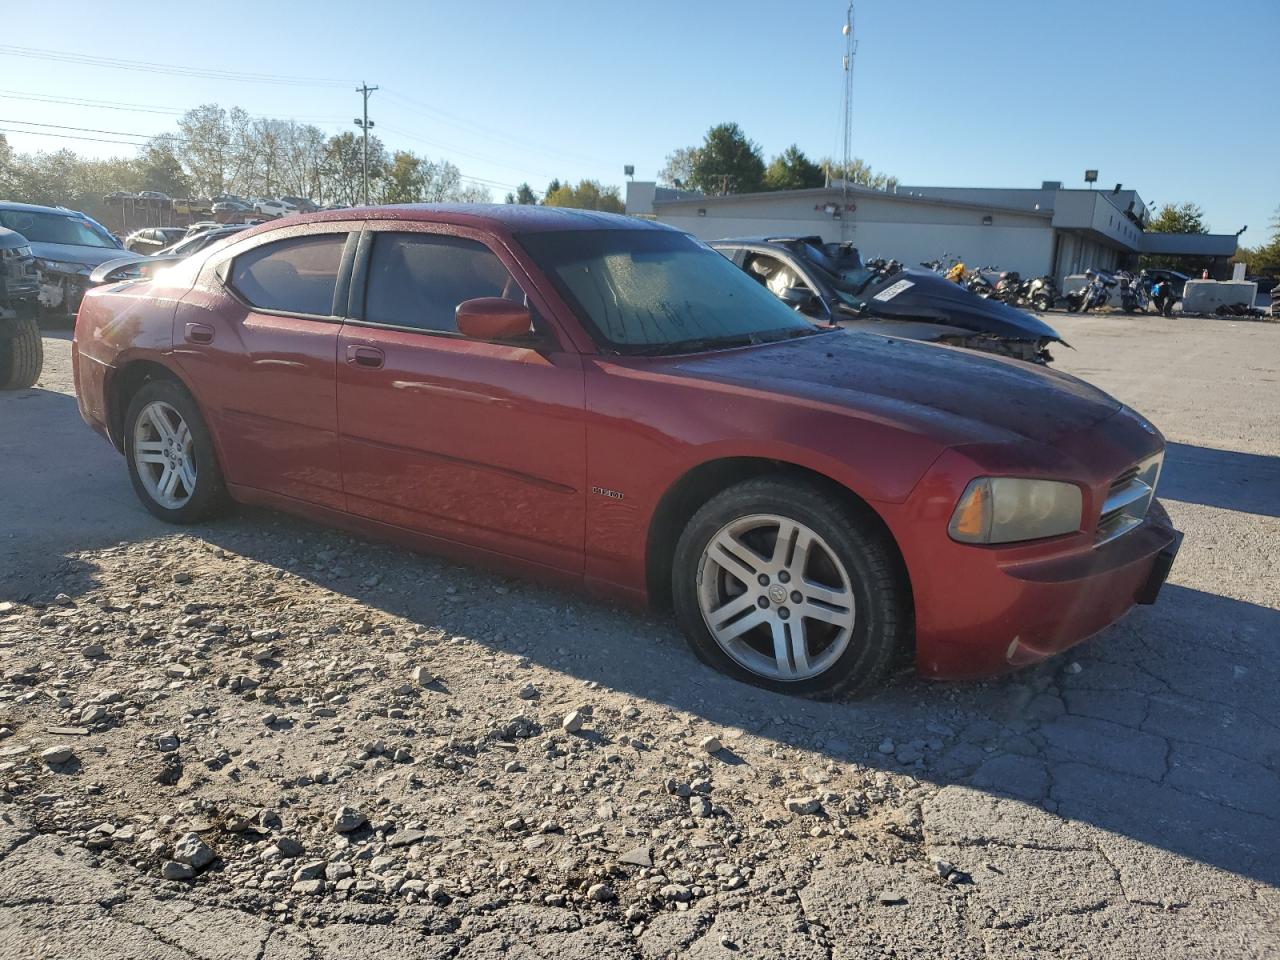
0,202,124,315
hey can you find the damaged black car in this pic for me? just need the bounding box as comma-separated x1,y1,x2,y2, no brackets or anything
711,237,1063,364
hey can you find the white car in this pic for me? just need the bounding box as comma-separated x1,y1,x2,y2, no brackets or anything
253,199,298,218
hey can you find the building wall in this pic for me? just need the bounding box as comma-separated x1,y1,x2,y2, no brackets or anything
656,192,1057,280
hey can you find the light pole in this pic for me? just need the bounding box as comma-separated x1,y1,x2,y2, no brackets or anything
355,82,379,206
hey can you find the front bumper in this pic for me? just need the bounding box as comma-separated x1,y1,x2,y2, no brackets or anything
912,500,1180,679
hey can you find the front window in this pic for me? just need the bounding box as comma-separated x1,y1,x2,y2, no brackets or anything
518,229,819,355
0,210,119,249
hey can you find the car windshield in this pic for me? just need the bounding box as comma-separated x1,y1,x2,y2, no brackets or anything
519,229,820,355
0,210,119,249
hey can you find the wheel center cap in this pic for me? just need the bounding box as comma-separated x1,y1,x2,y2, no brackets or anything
768,585,787,604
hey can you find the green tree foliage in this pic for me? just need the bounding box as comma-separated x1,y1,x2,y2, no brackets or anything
1148,201,1208,235
658,146,699,189
542,180,624,213
505,182,538,204
1232,206,1280,277
0,103,494,215
818,157,898,191
687,123,765,195
763,145,825,191
544,179,562,199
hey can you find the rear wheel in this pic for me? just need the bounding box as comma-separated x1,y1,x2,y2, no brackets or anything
124,379,226,523
0,315,43,390
672,477,909,699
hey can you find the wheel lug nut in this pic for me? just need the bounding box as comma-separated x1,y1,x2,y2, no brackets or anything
778,607,790,620
778,571,790,583
756,597,769,609
757,574,770,586
791,591,802,604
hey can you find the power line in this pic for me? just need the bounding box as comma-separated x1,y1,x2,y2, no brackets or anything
0,126,155,148
0,44,351,87
0,89,348,124
381,89,609,169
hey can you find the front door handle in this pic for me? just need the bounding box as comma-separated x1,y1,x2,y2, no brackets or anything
346,344,384,369
184,322,214,344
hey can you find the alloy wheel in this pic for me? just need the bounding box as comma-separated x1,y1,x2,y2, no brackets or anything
696,514,856,682
132,400,197,509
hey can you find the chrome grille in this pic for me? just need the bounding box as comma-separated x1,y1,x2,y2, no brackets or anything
1096,452,1163,545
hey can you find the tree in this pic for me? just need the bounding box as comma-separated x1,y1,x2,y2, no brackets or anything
1148,201,1208,235
1232,205,1280,277
137,136,191,198
505,182,537,204
687,123,765,195
544,179,562,201
543,179,624,213
658,146,699,189
763,145,824,191
818,157,898,191
379,151,426,204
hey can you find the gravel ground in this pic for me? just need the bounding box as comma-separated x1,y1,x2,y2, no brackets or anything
0,314,1277,959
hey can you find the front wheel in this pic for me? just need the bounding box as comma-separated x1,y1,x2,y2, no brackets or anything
124,378,227,523
1033,294,1051,312
0,315,43,390
671,477,909,699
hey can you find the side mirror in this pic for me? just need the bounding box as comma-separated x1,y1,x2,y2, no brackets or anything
456,297,534,341
779,286,816,308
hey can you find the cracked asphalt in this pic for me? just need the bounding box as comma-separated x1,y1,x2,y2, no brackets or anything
1,313,1278,959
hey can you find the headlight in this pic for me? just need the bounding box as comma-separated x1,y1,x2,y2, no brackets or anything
37,259,91,276
0,246,32,260
949,478,1083,544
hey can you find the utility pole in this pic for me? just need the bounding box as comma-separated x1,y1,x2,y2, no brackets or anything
839,3,856,242
354,82,379,206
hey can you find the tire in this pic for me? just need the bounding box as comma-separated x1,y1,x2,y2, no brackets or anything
671,476,909,699
1033,295,1051,312
0,315,43,390
123,378,227,523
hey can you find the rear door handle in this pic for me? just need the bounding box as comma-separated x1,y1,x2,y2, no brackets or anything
184,322,214,344
346,344,384,369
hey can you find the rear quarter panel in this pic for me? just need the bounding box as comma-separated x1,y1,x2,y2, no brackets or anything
73,279,191,443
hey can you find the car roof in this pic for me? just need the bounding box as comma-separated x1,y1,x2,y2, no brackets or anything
0,200,91,218
286,203,677,235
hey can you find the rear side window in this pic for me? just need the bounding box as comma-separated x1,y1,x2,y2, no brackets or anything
229,234,346,317
364,233,524,334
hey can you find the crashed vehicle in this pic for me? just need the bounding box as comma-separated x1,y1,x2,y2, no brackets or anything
712,237,1063,365
0,226,43,388
0,202,125,316
86,225,250,288
73,206,1179,697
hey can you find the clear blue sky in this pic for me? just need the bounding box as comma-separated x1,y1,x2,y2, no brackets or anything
2,0,1275,236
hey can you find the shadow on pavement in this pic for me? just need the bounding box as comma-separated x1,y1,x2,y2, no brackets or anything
5,365,1278,889
1161,441,1280,518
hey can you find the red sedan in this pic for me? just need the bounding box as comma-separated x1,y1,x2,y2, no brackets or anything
72,205,1180,697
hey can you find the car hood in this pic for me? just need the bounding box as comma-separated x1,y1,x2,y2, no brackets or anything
844,268,1062,342
658,329,1120,446
29,240,127,272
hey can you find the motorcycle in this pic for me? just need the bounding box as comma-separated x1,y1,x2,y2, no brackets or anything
1025,275,1058,312
1115,270,1149,313
965,265,997,299
993,270,1023,304
1065,269,1114,313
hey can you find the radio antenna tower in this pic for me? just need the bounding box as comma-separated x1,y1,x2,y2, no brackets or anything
839,3,856,241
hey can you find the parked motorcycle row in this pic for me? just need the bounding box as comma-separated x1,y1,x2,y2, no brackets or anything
921,254,1176,316
920,255,1058,312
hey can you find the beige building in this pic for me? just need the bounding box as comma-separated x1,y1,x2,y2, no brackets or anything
626,180,1240,284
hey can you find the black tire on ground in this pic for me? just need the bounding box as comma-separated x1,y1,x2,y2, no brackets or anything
671,475,910,699
123,378,228,523
1033,295,1051,312
0,315,43,390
